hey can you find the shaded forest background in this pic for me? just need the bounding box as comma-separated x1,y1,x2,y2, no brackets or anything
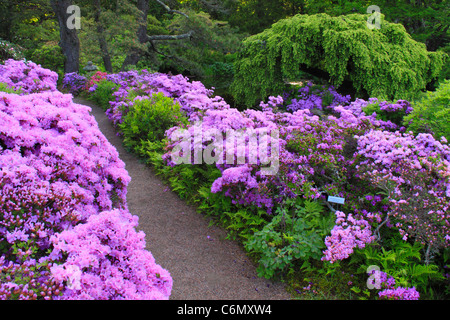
0,0,449,101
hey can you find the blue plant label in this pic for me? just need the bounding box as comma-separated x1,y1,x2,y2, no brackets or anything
328,196,345,204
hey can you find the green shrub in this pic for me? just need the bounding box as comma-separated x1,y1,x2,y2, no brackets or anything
0,39,25,62
404,80,450,141
119,93,188,155
350,236,444,298
208,61,234,77
245,198,334,279
89,80,118,110
29,44,64,73
231,13,448,107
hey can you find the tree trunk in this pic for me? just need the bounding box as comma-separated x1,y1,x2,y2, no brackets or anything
93,0,113,73
122,0,150,70
122,0,193,71
51,0,80,73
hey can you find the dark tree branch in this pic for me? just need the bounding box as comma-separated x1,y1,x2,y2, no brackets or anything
146,30,194,41
149,40,173,58
121,0,193,70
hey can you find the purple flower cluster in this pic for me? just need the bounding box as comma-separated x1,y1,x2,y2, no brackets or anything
284,82,351,112
0,62,172,299
89,70,228,128
378,286,420,300
367,269,420,300
0,59,58,94
355,130,450,251
284,83,413,132
62,72,87,96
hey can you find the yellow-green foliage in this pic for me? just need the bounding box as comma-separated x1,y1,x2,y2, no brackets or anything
231,13,448,107
404,80,450,142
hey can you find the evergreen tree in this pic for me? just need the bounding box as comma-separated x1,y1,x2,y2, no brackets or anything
231,13,448,107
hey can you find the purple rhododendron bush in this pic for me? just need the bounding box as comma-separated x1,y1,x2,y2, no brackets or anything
86,68,449,299
89,69,229,127
0,61,172,300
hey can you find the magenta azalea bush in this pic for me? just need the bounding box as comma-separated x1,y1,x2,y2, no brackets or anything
50,209,172,300
0,59,58,94
161,86,448,298
0,62,172,300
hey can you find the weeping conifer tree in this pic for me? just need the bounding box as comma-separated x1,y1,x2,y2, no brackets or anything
231,13,448,107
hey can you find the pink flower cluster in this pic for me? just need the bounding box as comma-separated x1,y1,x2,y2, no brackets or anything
87,71,108,90
355,130,450,251
0,65,172,299
49,209,173,300
0,59,58,94
321,211,376,263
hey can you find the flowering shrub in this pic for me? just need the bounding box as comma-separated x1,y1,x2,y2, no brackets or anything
322,211,376,263
0,59,58,94
62,72,87,96
368,269,420,300
89,70,228,127
0,87,172,299
162,92,449,297
355,130,450,255
282,83,413,132
283,81,351,112
0,40,24,62
86,71,108,90
86,67,449,299
50,209,173,300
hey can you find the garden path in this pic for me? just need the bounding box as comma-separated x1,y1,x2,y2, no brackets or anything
74,98,291,300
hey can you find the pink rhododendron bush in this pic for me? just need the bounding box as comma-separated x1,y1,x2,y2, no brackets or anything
0,63,172,300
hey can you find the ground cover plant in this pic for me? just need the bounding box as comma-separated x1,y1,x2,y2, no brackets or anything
0,59,172,300
85,66,449,300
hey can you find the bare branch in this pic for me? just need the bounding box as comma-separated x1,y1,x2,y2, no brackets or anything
148,40,173,58
154,0,189,18
146,30,194,41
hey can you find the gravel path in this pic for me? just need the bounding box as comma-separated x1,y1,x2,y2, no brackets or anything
75,98,291,300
